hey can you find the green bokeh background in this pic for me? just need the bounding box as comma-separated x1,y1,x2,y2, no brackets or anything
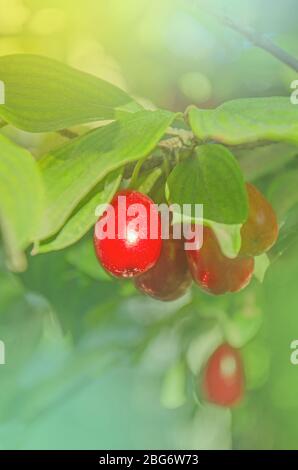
1,0,298,450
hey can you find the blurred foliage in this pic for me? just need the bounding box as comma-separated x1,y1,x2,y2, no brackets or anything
1,0,298,451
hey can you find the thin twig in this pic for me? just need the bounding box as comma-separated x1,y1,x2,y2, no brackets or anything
212,11,298,72
124,137,278,179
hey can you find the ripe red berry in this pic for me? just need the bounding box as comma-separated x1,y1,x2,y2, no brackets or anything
94,190,162,278
134,230,192,301
186,226,254,295
240,183,279,256
202,343,244,407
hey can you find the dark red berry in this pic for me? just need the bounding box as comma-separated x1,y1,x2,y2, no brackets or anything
202,343,244,407
240,183,279,256
134,229,192,301
94,190,162,278
186,226,254,295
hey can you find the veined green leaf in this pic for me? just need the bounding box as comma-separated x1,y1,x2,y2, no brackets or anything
166,144,248,224
237,143,298,181
37,110,175,240
188,98,298,146
0,135,44,270
270,203,298,259
35,169,122,254
0,54,141,132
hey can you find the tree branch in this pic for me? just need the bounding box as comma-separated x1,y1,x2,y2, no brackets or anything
212,11,298,72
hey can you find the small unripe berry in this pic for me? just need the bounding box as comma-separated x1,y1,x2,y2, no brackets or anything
94,190,162,278
240,183,279,256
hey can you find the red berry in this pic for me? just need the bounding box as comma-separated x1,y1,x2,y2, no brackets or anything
94,190,162,278
134,229,192,301
240,183,279,256
186,226,254,295
202,343,244,407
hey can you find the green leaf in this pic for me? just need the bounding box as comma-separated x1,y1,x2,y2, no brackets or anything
208,221,241,258
37,110,175,240
66,239,111,281
188,98,298,146
0,135,44,270
166,144,248,224
0,54,141,132
35,169,122,254
254,253,270,283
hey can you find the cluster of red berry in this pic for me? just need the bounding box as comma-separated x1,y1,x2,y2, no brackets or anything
93,183,278,407
93,182,278,299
